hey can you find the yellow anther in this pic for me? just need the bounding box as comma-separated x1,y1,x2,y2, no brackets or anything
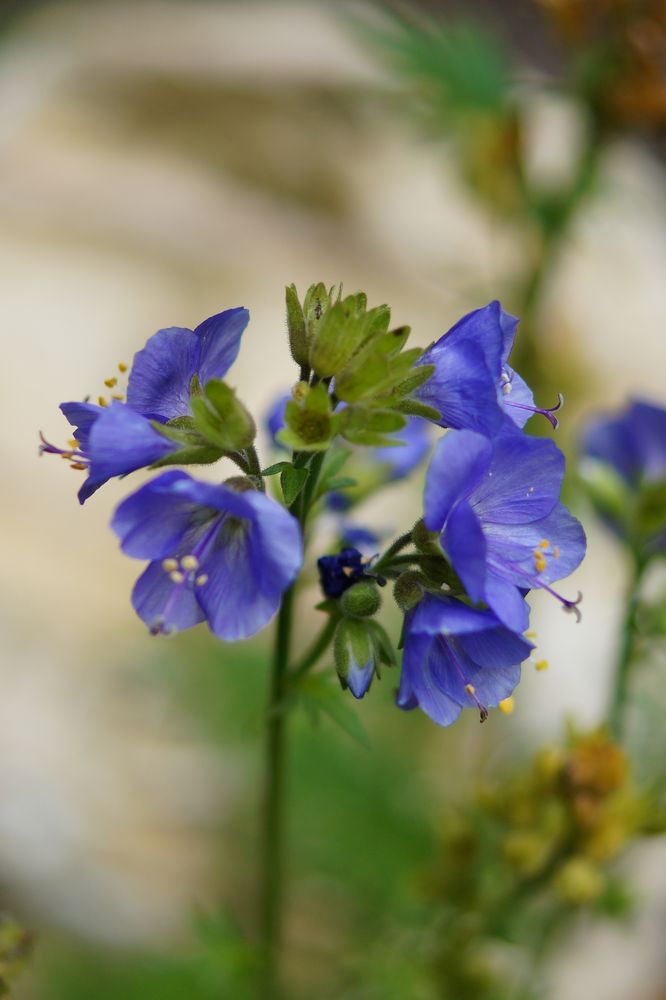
195,573,209,586
525,631,537,638
67,438,79,450
60,452,74,460
111,393,124,401
162,558,178,572
342,566,353,576
169,570,185,584
498,696,515,714
104,377,118,388
97,396,108,407
118,362,128,373
553,546,560,558
69,462,87,471
533,552,547,572
464,683,476,696
535,659,549,672
181,555,199,571
539,539,550,549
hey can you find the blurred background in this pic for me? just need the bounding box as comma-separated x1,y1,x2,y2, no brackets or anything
2,0,666,997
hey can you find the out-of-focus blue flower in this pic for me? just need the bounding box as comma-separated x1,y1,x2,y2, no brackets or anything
412,301,562,436
318,547,367,598
264,395,431,485
339,524,380,554
424,428,586,632
582,399,666,486
41,308,249,503
111,470,302,640
397,594,533,726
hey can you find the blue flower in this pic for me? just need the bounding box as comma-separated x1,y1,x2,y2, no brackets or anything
412,301,562,435
318,547,367,598
111,470,302,640
397,594,533,726
41,308,249,503
582,399,666,486
424,427,586,632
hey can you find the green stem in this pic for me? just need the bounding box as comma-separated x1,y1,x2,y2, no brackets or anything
290,614,339,681
260,584,294,998
372,531,414,575
609,555,645,741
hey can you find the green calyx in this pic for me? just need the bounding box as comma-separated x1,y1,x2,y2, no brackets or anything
340,581,382,619
333,617,396,690
278,382,338,452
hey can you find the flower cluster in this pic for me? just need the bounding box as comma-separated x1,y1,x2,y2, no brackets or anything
41,286,585,728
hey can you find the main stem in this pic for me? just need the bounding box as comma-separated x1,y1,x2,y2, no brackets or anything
609,556,644,741
260,583,295,997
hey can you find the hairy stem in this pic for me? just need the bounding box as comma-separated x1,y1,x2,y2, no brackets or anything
609,556,645,741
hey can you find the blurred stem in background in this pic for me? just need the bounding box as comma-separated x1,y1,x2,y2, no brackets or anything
609,555,646,741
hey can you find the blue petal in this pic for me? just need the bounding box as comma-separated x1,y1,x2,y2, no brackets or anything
397,632,462,726
127,326,197,421
346,650,375,699
483,573,530,632
60,401,103,449
265,393,290,448
497,303,520,362
132,561,206,635
499,367,536,428
195,307,248,388
424,429,492,532
484,503,586,587
415,338,505,436
81,403,177,504
439,302,505,375
460,625,533,668
629,401,666,482
242,489,304,598
441,499,487,603
470,429,563,525
408,593,499,637
111,470,217,558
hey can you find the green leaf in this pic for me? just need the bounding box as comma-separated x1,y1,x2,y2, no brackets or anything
280,465,308,505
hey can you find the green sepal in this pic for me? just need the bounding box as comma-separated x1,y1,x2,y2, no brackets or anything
339,406,406,447
285,283,308,367
149,443,224,469
280,465,309,505
152,417,202,446
334,618,373,685
277,383,337,451
261,461,291,477
190,380,256,452
334,332,422,404
393,395,441,421
365,619,397,669
389,363,437,401
308,294,391,378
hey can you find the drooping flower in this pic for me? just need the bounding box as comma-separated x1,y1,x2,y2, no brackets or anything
318,547,369,598
424,427,586,632
412,301,562,436
581,398,666,551
40,307,249,503
111,470,302,641
397,593,533,726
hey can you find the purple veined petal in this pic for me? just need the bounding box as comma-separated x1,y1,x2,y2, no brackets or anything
470,430,564,525
427,634,521,711
132,560,206,636
498,367,536,429
241,489,304,598
460,659,522,708
81,403,178,504
60,401,103,449
195,307,248,388
196,523,286,641
424,429,492,532
459,625,533,669
408,593,498,637
497,303,520,362
415,338,506,436
441,499,487,604
127,326,198,421
484,503,586,588
397,632,463,727
111,470,217,559
483,572,531,633
437,301,505,376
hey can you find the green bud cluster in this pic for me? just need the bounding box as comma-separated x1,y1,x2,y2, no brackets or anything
333,616,396,693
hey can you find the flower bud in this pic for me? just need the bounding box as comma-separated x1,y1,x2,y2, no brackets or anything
393,571,425,613
340,581,381,618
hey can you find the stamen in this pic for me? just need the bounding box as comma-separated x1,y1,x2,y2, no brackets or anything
111,393,124,401
162,558,178,572
181,555,199,571
539,539,550,549
525,631,537,639
69,462,87,471
498,696,515,714
541,585,583,623
169,570,185,584
464,683,476,695
68,438,79,450
118,362,128,373
506,392,564,430
104,377,118,388
553,546,560,558
195,573,208,586
535,659,549,671
98,396,108,407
